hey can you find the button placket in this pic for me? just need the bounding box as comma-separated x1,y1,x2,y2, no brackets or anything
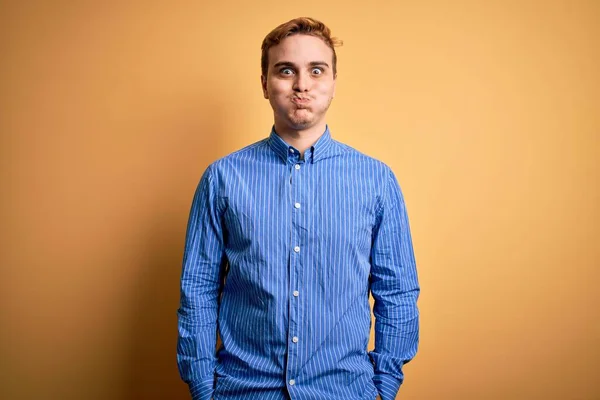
287,156,305,383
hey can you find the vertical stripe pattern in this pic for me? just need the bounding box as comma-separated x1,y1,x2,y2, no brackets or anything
177,126,420,400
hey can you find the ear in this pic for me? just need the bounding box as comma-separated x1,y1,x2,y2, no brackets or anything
332,75,336,99
261,75,268,99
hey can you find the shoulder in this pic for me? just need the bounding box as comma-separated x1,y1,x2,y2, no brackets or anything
333,139,394,179
202,138,269,178
213,139,268,166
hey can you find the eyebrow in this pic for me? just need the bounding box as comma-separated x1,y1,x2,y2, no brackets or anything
273,61,331,69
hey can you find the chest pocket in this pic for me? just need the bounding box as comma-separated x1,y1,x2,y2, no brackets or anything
223,197,255,252
318,179,375,252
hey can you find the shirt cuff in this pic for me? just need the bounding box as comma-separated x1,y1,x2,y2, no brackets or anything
188,375,215,400
373,373,402,400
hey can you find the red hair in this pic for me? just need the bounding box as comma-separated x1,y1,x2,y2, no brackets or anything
261,17,343,77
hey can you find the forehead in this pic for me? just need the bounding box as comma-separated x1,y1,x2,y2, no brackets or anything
268,34,334,66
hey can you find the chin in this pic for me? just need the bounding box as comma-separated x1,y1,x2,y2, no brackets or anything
287,121,312,130
290,115,316,127
288,112,315,128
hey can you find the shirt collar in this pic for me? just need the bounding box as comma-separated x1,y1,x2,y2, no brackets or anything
267,125,343,164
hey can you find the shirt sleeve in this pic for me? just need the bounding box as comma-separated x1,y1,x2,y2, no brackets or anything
368,168,420,400
177,164,226,400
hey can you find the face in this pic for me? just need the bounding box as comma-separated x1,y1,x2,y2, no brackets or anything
261,34,336,132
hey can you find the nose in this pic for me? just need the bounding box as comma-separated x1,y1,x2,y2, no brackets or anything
293,71,310,92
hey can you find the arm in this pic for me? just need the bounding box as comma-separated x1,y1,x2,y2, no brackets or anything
177,165,226,400
369,168,420,400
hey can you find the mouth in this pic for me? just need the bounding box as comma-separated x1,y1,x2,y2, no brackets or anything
291,97,311,105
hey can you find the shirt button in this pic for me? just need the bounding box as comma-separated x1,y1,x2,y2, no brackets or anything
294,202,301,209
289,148,294,153
289,379,295,386
294,246,300,253
294,164,300,170
293,290,299,297
292,336,299,343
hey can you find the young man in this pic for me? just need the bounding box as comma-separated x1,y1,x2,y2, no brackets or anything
177,17,420,400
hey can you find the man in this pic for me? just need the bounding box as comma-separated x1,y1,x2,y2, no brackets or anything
177,17,420,400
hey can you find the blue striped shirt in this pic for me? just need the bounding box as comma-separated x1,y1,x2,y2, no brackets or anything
177,126,419,400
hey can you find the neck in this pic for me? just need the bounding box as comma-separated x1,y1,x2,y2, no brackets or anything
273,121,327,157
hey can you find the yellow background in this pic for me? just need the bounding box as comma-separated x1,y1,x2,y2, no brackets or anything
1,1,598,399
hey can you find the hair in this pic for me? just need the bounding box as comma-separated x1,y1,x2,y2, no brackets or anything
261,17,343,78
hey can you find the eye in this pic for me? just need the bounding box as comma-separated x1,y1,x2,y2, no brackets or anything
280,68,294,75
312,68,323,75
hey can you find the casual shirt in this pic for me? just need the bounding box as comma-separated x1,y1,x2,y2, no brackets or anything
177,126,420,400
